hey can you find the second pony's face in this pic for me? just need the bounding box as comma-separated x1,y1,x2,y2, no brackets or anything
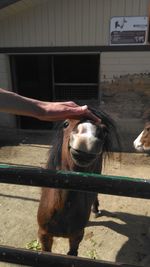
134,123,150,153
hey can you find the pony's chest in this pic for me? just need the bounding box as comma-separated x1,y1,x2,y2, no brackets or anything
47,192,95,236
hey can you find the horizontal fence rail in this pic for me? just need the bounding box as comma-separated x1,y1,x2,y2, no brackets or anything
0,164,150,199
0,245,141,267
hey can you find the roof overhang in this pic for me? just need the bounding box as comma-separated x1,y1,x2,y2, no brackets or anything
0,0,21,9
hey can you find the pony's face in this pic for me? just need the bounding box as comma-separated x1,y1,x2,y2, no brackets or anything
134,123,150,152
62,119,107,167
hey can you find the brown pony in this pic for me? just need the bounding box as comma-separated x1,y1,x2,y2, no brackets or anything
133,109,150,153
37,108,120,256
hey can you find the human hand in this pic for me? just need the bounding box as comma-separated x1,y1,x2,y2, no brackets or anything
37,101,101,123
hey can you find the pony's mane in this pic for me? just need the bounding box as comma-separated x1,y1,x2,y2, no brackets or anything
89,107,121,151
46,121,64,169
47,107,121,170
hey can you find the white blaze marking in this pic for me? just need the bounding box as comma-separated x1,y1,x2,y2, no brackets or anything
78,123,96,136
70,122,99,153
133,131,144,152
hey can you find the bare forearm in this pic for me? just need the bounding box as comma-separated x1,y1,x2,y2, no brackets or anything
0,88,41,118
0,88,100,122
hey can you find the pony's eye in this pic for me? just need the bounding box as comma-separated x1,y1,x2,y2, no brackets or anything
63,120,69,128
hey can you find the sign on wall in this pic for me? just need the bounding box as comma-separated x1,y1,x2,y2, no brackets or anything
110,16,148,45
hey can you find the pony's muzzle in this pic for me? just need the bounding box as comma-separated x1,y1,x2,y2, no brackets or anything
70,134,103,155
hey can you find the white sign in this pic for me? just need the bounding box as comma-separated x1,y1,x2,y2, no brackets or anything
110,16,148,45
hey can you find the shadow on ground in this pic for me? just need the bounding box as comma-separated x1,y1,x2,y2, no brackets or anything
88,210,150,266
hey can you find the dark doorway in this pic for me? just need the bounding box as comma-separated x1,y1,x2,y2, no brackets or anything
10,54,100,129
10,55,53,129
54,54,99,100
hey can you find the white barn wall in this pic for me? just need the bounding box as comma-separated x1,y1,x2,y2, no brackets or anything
0,54,16,127
0,54,11,89
0,0,103,47
0,0,149,47
0,111,16,128
101,52,150,82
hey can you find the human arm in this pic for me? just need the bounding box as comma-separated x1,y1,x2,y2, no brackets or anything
0,88,100,122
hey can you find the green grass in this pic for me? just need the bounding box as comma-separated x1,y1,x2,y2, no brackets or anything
26,240,41,251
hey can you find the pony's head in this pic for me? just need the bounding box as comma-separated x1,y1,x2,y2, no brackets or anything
48,108,120,169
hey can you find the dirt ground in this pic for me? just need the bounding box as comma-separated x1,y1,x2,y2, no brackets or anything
0,130,149,267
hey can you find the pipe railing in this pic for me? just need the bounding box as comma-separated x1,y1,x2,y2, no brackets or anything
0,245,141,267
0,164,149,199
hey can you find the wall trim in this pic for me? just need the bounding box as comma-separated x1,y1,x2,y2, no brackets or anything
0,45,150,54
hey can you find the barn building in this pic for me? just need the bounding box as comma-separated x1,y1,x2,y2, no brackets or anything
0,0,150,131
